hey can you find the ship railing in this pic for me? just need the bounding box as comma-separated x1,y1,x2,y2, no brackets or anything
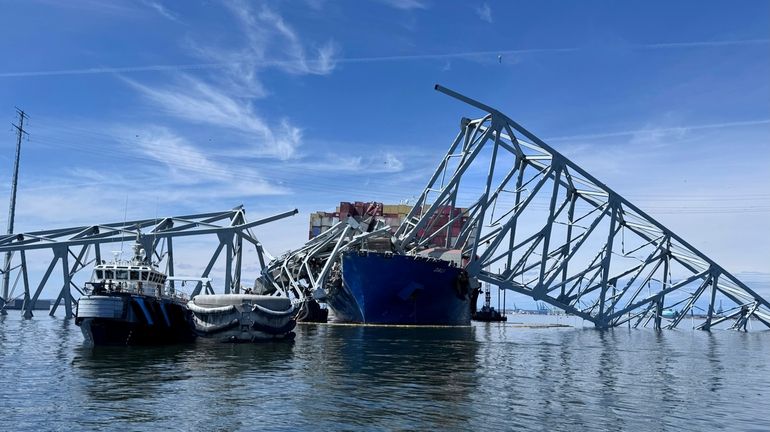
168,290,189,302
84,281,155,297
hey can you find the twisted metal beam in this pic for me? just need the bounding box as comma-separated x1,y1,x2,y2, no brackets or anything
0,206,297,318
260,216,391,305
394,85,769,330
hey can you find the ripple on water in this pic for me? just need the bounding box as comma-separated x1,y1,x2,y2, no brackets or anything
1,315,770,430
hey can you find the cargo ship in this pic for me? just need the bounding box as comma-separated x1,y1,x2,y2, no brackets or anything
75,241,195,346
324,249,472,326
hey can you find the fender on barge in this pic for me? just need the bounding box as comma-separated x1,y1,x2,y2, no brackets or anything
188,294,296,342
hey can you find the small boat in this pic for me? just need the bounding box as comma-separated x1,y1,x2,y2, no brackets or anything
75,241,196,346
188,294,296,342
661,308,680,319
472,305,508,322
471,282,508,322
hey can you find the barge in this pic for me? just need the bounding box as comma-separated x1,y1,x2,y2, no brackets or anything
188,294,296,342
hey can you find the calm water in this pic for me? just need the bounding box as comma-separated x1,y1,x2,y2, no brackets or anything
1,314,769,431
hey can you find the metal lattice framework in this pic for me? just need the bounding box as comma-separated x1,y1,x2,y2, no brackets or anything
0,206,296,318
260,216,391,304
392,85,770,330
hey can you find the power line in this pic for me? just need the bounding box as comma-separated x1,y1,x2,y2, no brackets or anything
2,108,28,312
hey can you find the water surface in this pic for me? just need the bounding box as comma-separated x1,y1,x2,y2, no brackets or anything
1,314,768,431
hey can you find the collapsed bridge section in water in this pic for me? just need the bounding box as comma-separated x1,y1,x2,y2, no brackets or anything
392,85,770,330
244,85,770,330
0,206,297,318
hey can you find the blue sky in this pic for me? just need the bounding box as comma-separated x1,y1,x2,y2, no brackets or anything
0,0,768,299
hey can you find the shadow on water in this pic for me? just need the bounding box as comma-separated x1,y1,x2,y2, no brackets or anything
69,334,297,428
292,325,480,429
73,344,198,397
72,339,297,396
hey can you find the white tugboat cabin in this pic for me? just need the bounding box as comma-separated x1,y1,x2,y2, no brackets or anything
87,243,175,299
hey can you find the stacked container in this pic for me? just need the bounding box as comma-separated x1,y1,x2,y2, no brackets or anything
309,201,473,249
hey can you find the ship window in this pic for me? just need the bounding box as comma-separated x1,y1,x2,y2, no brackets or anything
150,273,157,283
95,270,103,279
130,271,139,280
116,270,128,280
104,270,114,279
141,271,148,281
160,276,166,285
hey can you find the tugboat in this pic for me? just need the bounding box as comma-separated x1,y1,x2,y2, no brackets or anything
188,293,296,342
471,282,507,322
75,239,196,346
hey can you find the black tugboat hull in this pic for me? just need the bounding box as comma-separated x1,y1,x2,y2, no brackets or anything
78,318,196,345
76,294,196,346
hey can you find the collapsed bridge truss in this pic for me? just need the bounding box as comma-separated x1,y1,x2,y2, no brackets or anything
259,210,391,305
246,85,769,331
393,85,770,330
0,206,296,318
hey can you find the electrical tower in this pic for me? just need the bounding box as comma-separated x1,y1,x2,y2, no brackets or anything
0,108,27,314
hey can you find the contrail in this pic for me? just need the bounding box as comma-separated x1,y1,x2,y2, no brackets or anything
0,63,230,78
0,39,768,78
545,119,770,142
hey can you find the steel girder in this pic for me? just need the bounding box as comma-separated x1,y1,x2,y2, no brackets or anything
0,206,297,318
260,216,392,304
393,85,770,330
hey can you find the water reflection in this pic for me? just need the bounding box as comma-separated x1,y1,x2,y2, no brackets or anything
293,325,480,429
705,332,724,393
2,315,770,431
69,334,296,429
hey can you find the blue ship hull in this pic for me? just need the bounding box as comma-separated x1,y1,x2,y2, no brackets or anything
327,252,471,325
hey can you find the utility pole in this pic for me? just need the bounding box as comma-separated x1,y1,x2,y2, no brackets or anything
1,109,27,314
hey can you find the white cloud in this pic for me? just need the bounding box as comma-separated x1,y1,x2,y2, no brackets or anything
375,0,429,10
125,76,301,160
131,127,228,180
304,0,326,10
219,0,339,77
114,126,291,195
383,152,404,171
5,122,291,229
140,0,179,22
286,151,405,174
124,1,339,161
475,3,492,23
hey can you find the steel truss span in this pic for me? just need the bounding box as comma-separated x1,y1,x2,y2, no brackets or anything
0,206,297,318
393,85,770,330
260,215,391,305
